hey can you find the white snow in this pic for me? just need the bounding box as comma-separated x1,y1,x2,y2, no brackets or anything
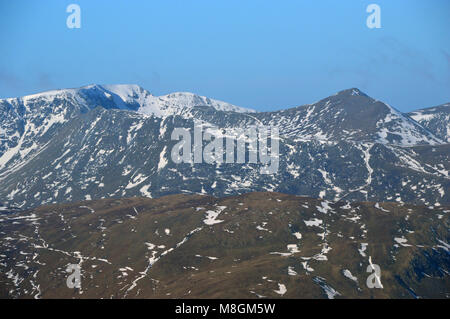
157,146,168,171
287,244,300,254
313,276,341,299
375,203,390,212
203,206,227,225
394,237,412,247
273,283,287,296
358,243,368,257
302,261,314,272
343,269,358,282
292,232,302,239
137,91,255,117
304,218,323,227
316,201,334,214
288,266,297,276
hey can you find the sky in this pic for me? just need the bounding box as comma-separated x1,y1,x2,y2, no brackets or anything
0,0,449,112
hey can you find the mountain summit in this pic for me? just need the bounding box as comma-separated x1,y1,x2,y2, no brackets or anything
245,87,444,146
334,87,369,97
82,84,256,116
0,84,254,171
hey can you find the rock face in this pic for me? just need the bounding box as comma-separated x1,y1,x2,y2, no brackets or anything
0,193,448,299
0,85,448,209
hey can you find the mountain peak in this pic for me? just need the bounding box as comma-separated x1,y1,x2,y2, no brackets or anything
77,85,256,114
335,88,369,97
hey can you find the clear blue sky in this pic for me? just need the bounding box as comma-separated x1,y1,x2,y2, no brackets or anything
0,0,449,112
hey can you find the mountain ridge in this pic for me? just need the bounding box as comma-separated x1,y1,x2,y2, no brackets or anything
0,85,448,209
408,103,450,143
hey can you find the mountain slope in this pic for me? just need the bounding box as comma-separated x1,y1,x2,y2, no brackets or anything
408,103,450,143
0,84,253,174
185,88,444,146
0,85,448,209
0,193,448,298
0,107,448,209
256,88,443,146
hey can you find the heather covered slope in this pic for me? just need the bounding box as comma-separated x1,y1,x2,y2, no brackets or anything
0,193,448,299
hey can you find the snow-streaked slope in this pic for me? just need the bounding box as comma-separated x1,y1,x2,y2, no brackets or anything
9,84,255,115
408,103,450,143
0,84,254,173
95,84,256,116
137,91,255,117
0,107,448,210
255,88,443,146
1,193,449,298
374,102,443,146
158,88,445,147
1,85,448,210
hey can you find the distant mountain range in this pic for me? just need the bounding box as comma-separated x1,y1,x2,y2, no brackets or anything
0,84,448,209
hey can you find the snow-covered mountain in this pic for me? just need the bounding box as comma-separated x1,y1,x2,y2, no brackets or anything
408,103,450,143
0,85,448,209
182,88,445,146
89,84,256,116
256,88,444,146
0,84,253,173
